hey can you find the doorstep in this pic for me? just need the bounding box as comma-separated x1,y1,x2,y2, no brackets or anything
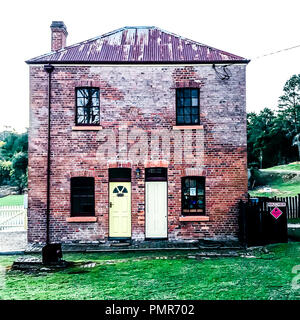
24,239,243,253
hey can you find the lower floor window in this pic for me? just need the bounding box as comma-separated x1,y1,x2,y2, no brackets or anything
182,176,205,215
71,177,95,216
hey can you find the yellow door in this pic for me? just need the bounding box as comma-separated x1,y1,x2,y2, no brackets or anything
109,182,131,238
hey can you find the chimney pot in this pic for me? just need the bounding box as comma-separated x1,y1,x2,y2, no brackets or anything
50,21,68,51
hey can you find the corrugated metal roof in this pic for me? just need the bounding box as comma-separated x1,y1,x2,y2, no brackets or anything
26,26,248,64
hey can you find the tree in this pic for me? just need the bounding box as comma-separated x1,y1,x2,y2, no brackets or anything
0,131,28,161
247,108,296,168
247,108,277,168
10,152,28,191
0,130,28,191
0,160,12,185
278,74,300,138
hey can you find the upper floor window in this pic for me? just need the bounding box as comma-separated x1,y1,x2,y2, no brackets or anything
182,176,205,215
76,88,100,125
176,88,199,125
71,177,95,216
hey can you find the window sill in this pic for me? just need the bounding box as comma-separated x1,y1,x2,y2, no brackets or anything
72,126,103,131
66,217,97,223
173,125,204,130
179,216,209,222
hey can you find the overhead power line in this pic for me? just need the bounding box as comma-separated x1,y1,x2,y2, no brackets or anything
252,44,300,60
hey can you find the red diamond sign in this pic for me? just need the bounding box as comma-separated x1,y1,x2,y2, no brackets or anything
270,207,283,219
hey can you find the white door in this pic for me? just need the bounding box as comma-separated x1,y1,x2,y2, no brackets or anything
145,181,167,238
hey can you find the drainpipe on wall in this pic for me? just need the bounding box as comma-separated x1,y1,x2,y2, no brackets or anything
44,64,54,244
42,64,63,265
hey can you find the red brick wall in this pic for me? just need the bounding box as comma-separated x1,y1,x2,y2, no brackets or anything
28,64,247,244
51,28,67,51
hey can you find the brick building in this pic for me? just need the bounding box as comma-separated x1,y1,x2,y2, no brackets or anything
26,22,249,244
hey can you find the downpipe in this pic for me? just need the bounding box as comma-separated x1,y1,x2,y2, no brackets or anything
42,64,62,264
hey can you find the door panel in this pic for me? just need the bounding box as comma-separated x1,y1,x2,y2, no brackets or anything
109,182,131,238
146,181,168,238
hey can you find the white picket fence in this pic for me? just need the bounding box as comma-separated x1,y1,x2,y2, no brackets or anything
0,205,27,232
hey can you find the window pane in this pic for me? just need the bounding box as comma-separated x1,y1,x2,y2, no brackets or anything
183,88,191,97
184,107,191,115
177,116,184,124
185,178,190,188
79,89,88,98
183,197,189,208
177,97,183,107
183,186,189,196
197,198,204,208
92,115,100,124
192,107,198,115
184,115,191,124
177,108,184,115
192,97,198,106
191,89,198,97
77,107,84,116
77,89,84,98
191,115,199,124
189,199,197,209
92,97,99,106
77,98,85,106
77,115,84,124
190,179,196,188
184,97,191,107
177,89,183,98
92,89,99,98
91,107,100,124
197,187,204,195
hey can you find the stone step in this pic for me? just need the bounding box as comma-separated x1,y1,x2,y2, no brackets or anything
110,242,131,247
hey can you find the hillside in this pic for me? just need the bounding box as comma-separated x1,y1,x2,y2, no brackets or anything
249,162,300,197
262,162,300,173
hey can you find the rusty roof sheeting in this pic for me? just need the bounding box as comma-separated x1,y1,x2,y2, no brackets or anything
26,26,248,64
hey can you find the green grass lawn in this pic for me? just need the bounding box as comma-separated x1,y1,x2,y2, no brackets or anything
249,179,300,197
249,161,300,197
0,195,24,206
0,243,299,300
288,218,300,224
263,162,300,172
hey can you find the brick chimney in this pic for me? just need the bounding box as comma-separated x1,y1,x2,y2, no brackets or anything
50,21,68,51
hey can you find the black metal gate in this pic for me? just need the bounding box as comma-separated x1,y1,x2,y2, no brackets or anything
239,198,288,247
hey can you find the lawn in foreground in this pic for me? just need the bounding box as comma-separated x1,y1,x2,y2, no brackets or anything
0,243,299,300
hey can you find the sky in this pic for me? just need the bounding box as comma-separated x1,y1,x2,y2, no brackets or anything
1,0,300,132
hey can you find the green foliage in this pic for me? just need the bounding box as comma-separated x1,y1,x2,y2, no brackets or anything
278,74,300,138
0,160,12,185
0,130,28,190
248,74,300,168
0,131,28,161
10,152,28,190
247,108,295,168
